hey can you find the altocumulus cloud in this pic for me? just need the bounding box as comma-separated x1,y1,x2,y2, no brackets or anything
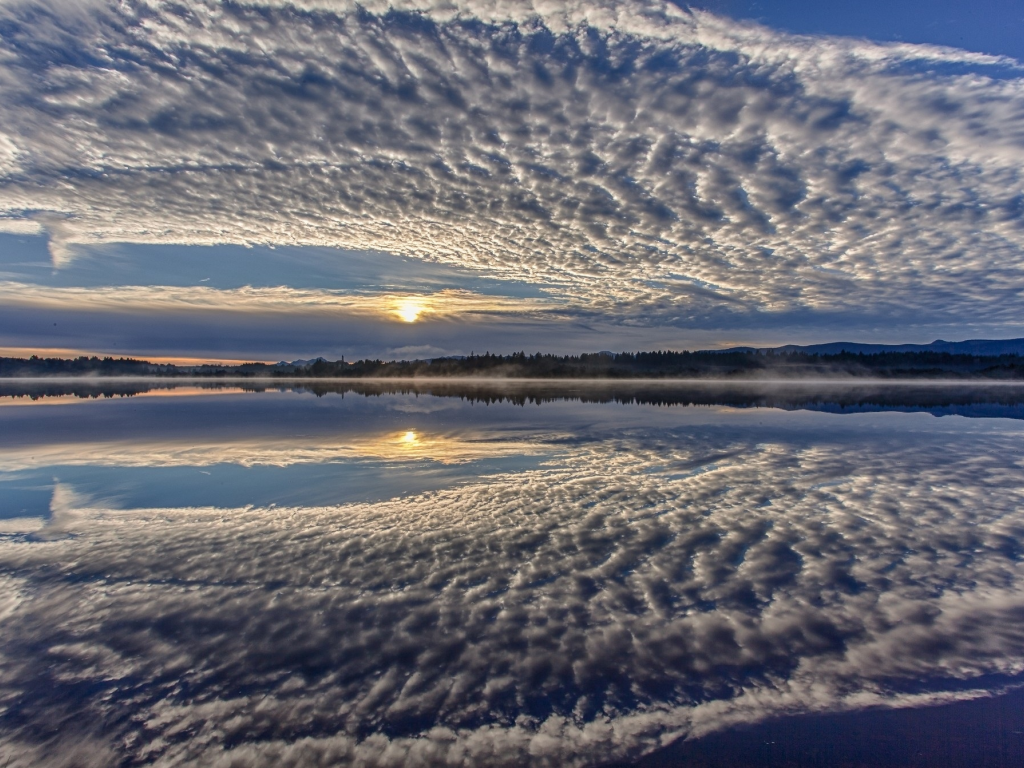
2,426,1024,766
0,0,1022,329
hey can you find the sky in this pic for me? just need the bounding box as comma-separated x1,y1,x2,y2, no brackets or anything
0,0,1022,362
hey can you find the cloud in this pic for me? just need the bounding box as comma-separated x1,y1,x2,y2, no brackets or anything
2,419,1024,766
0,282,559,320
0,218,40,235
0,0,1020,327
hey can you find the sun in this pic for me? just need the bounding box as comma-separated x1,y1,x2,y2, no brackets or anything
394,298,424,323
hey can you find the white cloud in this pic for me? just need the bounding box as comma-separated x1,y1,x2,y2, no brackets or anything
0,0,1020,325
0,218,39,235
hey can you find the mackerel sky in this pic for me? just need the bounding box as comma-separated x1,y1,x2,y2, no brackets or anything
0,0,1021,362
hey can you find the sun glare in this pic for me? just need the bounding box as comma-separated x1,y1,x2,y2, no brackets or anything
395,298,424,323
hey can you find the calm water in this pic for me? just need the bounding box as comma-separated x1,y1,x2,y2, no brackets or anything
2,381,1024,767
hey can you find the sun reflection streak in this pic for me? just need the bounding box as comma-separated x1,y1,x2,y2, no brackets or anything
0,430,551,470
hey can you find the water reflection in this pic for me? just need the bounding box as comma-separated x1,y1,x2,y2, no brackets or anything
1,383,1023,767
5,377,1024,419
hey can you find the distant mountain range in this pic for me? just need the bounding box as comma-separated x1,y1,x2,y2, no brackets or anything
715,338,1024,356
277,357,328,367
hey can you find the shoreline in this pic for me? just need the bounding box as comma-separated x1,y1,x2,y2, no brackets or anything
3,376,1024,386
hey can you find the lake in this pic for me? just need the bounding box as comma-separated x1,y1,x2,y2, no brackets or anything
2,380,1024,767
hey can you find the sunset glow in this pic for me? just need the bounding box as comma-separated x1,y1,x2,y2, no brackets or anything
395,299,424,323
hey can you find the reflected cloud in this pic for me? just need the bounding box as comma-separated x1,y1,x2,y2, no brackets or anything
2,410,1024,766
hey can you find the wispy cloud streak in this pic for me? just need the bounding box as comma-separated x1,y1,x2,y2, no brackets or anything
0,282,558,320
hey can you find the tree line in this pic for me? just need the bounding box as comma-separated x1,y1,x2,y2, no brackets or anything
3,350,1024,379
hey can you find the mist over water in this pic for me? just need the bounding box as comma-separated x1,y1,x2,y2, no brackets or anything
1,383,1024,767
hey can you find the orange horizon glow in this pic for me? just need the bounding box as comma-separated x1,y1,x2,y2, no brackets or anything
0,347,277,367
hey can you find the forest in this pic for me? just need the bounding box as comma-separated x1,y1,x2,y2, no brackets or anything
3,349,1024,379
